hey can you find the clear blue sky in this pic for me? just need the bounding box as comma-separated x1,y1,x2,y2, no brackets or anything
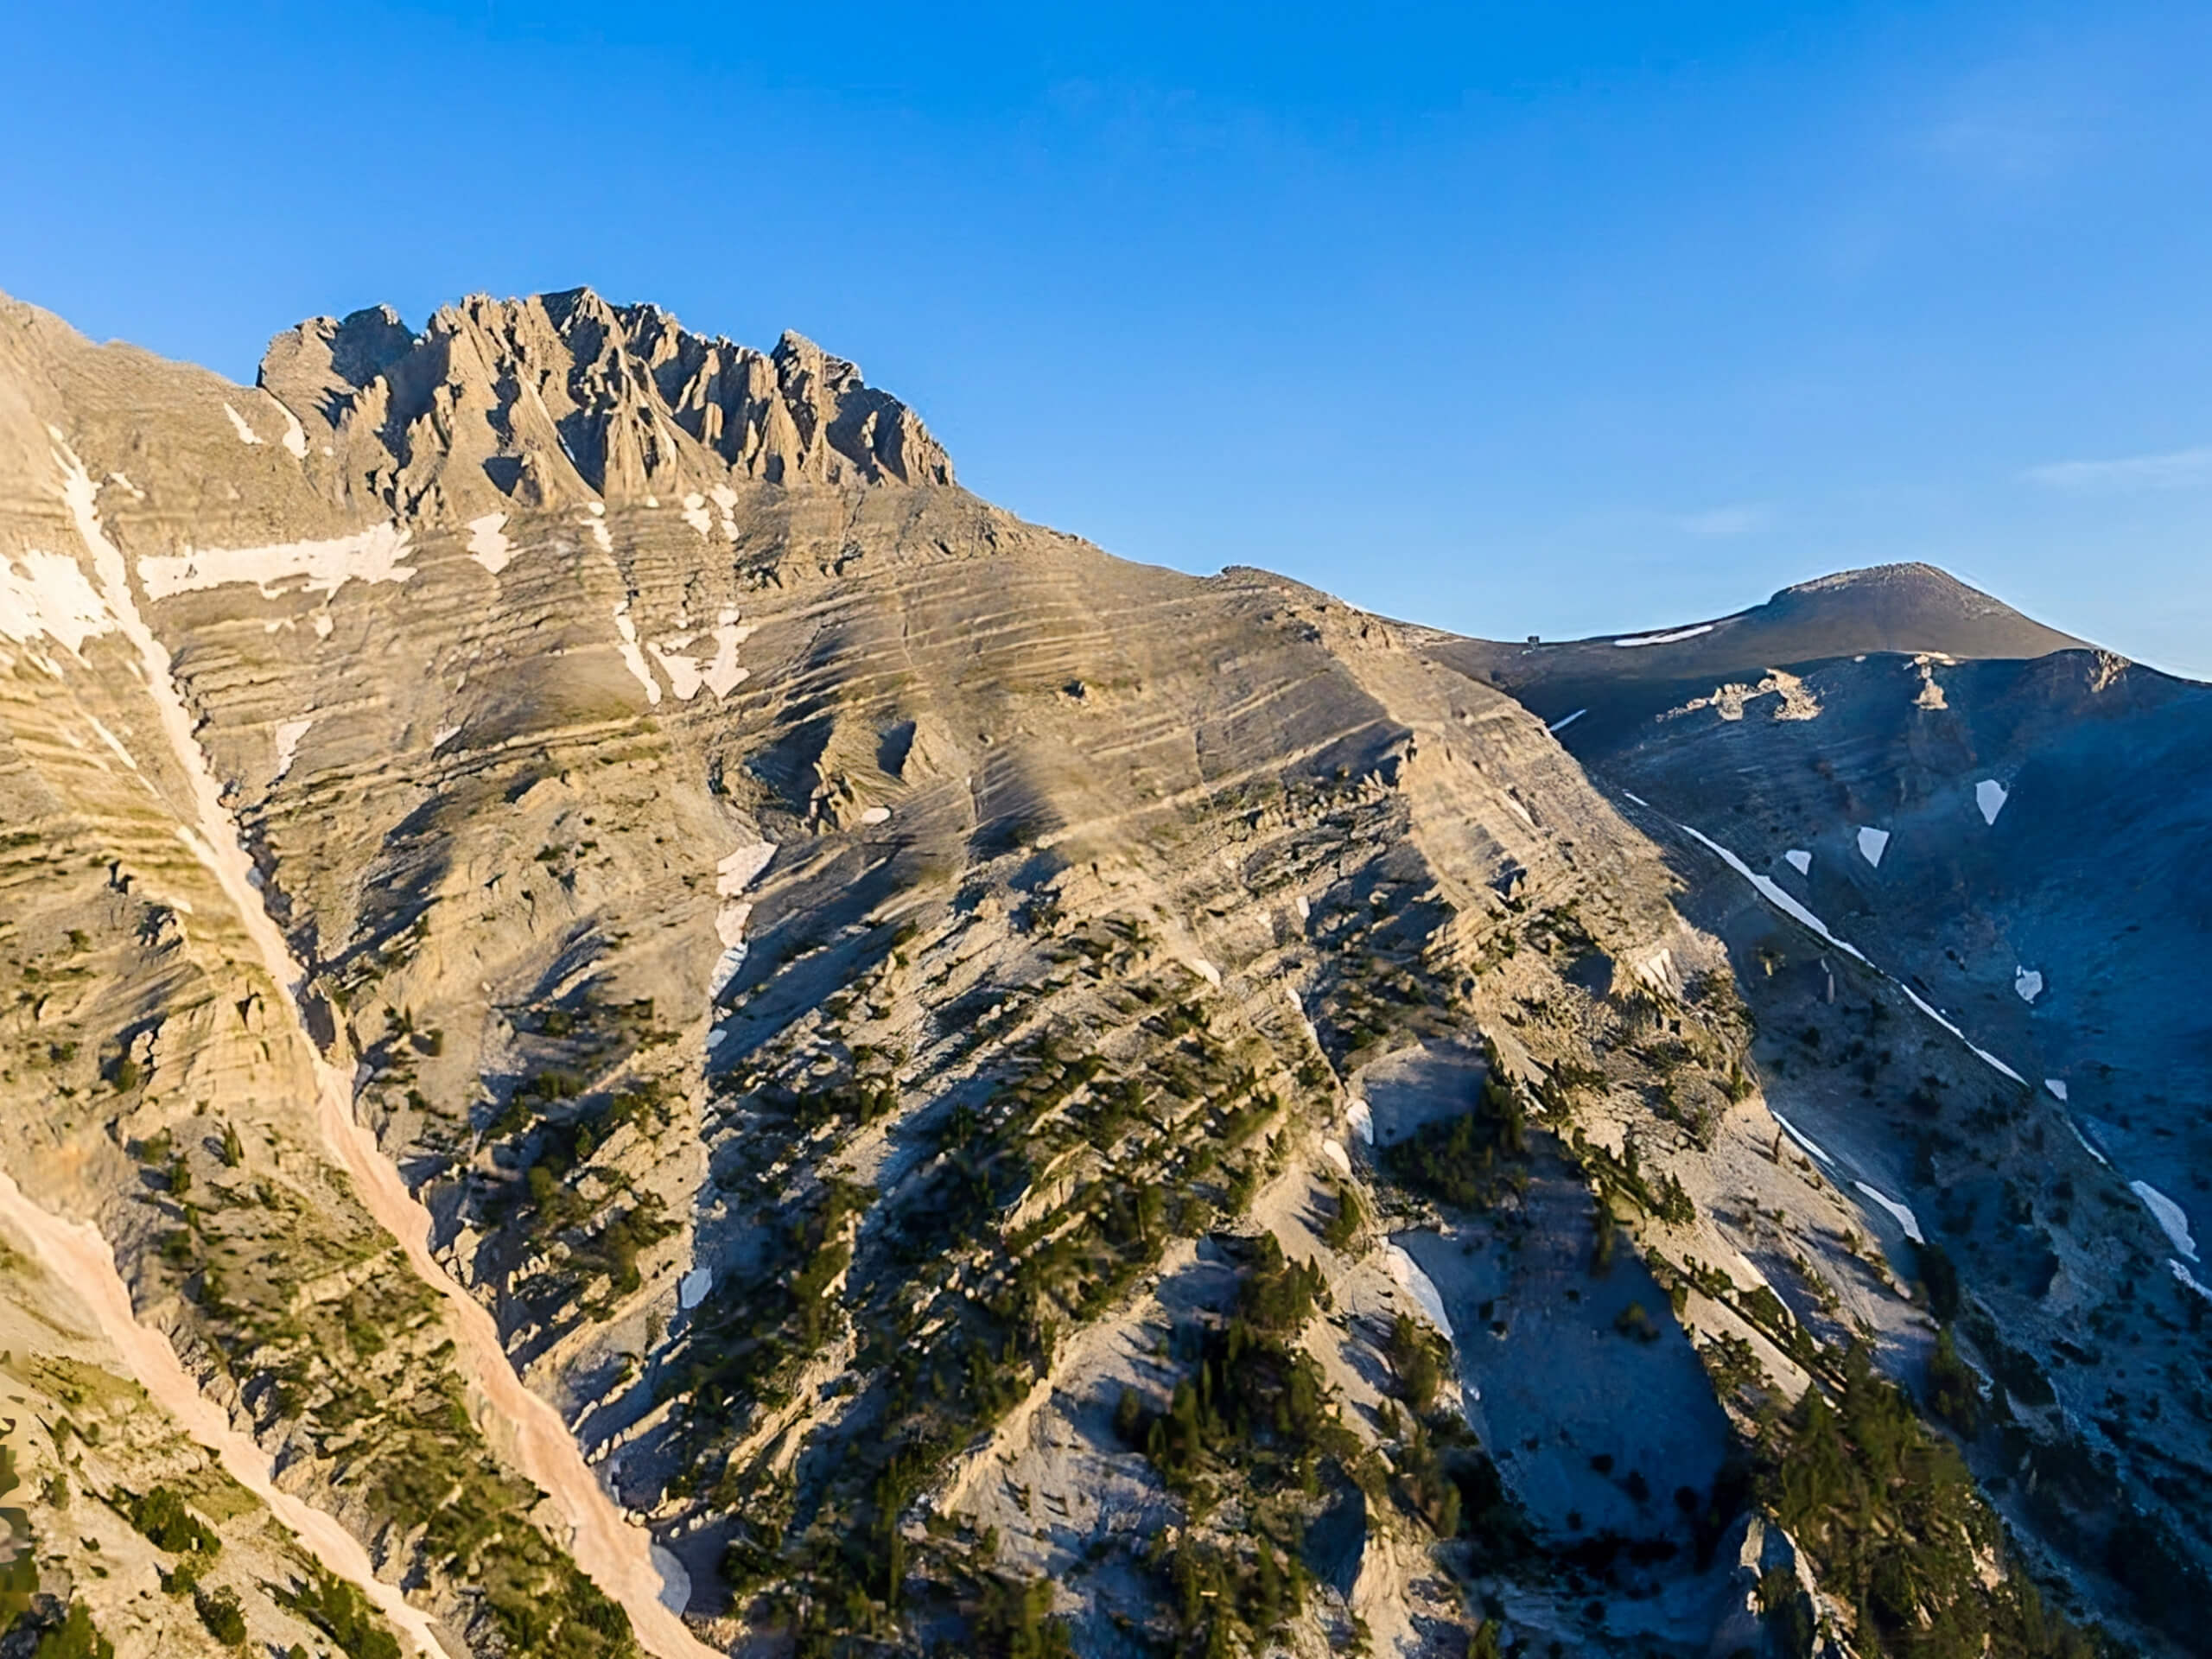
7,3,2211,676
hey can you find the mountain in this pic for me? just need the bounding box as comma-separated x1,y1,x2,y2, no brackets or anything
1430,563,2089,747
0,287,2191,1659
1454,575,2212,1654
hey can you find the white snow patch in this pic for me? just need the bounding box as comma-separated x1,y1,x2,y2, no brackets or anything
1784,849,1812,875
313,612,334,639
717,842,776,899
612,601,661,703
1294,894,1311,922
709,842,777,998
680,493,711,537
1346,1098,1374,1145
87,717,137,770
1769,1109,1834,1166
1386,1244,1455,1342
678,1267,714,1310
1622,791,1649,807
276,404,308,459
702,608,749,698
2062,1115,2108,1166
0,549,114,655
2014,966,2044,1004
1614,623,1714,647
709,484,739,538
1322,1138,1352,1176
2171,1259,2212,1303
2131,1181,2198,1262
138,524,414,601
650,643,704,700
1676,823,1868,963
466,512,514,575
580,511,615,553
222,403,263,445
1547,708,1587,734
1894,982,2024,1083
1853,1181,1925,1244
432,724,462,750
1507,797,1535,828
270,717,313,782
2044,1078,2069,1102
1857,826,1891,868
1976,779,2008,825
858,805,892,825
1185,957,1223,989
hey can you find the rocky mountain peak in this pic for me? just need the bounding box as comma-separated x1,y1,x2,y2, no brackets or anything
257,285,952,518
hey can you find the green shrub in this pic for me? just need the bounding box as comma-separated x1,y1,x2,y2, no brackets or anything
124,1485,219,1555
31,1604,113,1659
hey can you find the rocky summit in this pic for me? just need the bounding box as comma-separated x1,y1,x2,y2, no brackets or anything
0,287,2199,1659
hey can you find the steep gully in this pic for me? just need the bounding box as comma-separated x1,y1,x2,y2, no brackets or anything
45,440,722,1659
0,1166,448,1657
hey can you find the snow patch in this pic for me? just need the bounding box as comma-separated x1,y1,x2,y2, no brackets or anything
709,484,739,538
1615,623,1714,647
612,601,662,704
1976,779,2008,825
2171,1260,2212,1304
0,549,114,655
859,805,892,824
702,608,749,698
276,404,308,460
1856,826,1890,868
1547,708,1587,734
223,403,263,445
1345,1098,1374,1145
652,1546,692,1616
2014,967,2044,1004
650,642,704,700
710,842,777,997
680,493,711,537
1675,823,1867,963
1783,849,1812,875
1853,1181,1925,1244
466,512,514,575
270,717,313,782
1769,1109,1834,1166
2044,1078,2069,1102
1321,1138,1352,1177
678,1267,713,1310
2131,1181,2198,1262
138,524,414,601
1294,894,1311,922
432,724,462,750
1185,957,1223,989
87,716,137,771
1386,1243,1455,1341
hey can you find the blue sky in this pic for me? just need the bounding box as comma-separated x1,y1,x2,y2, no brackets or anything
6,2,2211,675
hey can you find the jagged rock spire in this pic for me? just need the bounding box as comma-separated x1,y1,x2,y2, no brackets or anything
257,287,952,517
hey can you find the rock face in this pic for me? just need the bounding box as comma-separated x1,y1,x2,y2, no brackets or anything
257,287,953,521
0,286,2179,1659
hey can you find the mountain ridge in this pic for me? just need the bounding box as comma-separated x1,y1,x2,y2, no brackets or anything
0,286,2190,1659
